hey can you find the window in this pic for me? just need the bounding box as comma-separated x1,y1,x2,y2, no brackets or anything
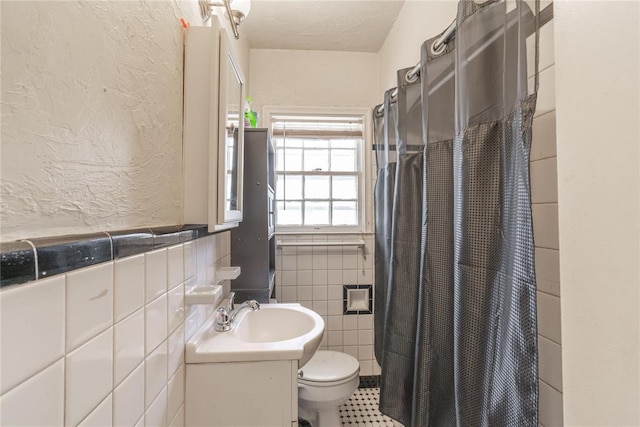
270,112,366,231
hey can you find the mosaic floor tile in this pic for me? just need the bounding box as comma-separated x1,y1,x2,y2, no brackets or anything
339,388,396,426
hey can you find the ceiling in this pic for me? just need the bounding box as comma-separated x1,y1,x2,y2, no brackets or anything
241,0,406,53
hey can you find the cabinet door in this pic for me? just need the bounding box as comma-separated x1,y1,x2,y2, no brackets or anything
183,19,245,231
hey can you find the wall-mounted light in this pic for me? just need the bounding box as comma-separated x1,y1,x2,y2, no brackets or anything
199,0,251,39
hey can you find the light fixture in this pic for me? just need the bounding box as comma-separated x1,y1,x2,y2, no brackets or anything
199,0,251,40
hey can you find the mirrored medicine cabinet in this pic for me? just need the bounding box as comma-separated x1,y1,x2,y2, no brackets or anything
183,17,245,231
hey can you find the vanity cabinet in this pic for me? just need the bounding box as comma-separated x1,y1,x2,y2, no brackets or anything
231,129,276,303
186,360,298,426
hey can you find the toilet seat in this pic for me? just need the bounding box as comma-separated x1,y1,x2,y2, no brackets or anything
299,350,360,385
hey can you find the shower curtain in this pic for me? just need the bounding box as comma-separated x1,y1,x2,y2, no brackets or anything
374,1,539,426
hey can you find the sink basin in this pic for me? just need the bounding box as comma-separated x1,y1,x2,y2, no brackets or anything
186,303,325,368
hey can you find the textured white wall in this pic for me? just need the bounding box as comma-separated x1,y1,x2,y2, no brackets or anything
554,2,640,425
377,0,458,96
0,1,249,242
249,48,379,111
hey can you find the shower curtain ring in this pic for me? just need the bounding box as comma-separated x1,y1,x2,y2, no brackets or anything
405,69,419,84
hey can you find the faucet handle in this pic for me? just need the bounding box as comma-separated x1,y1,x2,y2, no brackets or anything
215,307,231,332
227,292,236,311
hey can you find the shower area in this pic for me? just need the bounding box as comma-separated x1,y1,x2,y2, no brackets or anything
372,1,560,426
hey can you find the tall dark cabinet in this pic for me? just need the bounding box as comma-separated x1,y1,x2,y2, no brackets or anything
231,128,276,303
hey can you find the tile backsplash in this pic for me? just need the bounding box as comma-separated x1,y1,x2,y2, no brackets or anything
0,232,231,426
275,233,378,376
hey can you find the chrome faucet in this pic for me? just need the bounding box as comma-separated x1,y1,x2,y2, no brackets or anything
215,292,260,332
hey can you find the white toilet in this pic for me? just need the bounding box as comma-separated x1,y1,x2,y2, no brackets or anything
298,350,360,427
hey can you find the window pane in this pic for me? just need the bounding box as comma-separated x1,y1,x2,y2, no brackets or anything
331,149,357,172
305,201,330,225
332,201,358,225
304,149,329,171
304,140,329,149
331,139,357,149
304,176,330,199
277,201,302,225
276,175,303,200
332,176,358,199
276,148,303,172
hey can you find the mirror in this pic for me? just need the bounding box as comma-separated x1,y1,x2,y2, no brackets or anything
216,30,245,225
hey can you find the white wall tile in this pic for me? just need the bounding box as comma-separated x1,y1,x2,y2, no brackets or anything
358,314,373,330
343,330,358,346
327,254,343,269
298,286,313,301
78,393,112,427
328,300,343,316
281,286,297,302
145,340,168,409
167,245,184,289
359,360,373,376
533,65,556,118
527,17,555,77
145,386,167,427
0,358,64,426
312,284,328,300
531,111,557,161
328,331,343,346
168,284,184,334
280,255,297,271
196,238,208,272
357,269,374,285
167,365,184,423
66,263,114,352
327,270,343,286
343,255,358,269
313,254,328,270
168,325,185,378
279,270,297,286
169,404,184,427
312,300,328,316
539,380,564,427
343,316,358,330
312,270,328,285
297,255,313,270
535,247,560,286
66,328,113,427
358,329,373,345
145,293,168,355
297,270,313,286
114,254,145,323
531,157,558,203
114,362,145,427
328,315,342,331
539,336,563,392
183,241,197,280
145,249,167,304
532,203,560,249
0,276,65,394
537,291,562,344
343,270,357,285
114,308,145,387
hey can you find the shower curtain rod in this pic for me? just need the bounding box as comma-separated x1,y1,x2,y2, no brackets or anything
375,2,553,116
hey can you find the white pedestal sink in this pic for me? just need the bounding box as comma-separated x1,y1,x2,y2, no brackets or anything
185,303,325,426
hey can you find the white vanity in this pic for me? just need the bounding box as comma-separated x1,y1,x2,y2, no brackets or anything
184,303,324,426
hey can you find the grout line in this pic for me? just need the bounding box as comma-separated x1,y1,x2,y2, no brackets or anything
540,378,563,395
536,290,560,299
530,155,558,163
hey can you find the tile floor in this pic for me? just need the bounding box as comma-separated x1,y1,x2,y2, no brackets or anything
339,388,395,426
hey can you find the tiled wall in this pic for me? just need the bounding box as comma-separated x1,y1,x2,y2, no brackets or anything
0,232,231,426
275,234,378,376
529,7,564,426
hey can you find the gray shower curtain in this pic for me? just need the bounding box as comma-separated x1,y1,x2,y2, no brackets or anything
374,1,539,426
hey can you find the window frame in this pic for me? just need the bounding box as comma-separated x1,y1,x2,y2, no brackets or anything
263,106,373,234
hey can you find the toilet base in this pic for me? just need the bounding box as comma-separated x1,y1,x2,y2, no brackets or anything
298,406,341,427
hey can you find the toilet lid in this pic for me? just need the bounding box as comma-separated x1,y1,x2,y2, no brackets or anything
299,351,360,382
